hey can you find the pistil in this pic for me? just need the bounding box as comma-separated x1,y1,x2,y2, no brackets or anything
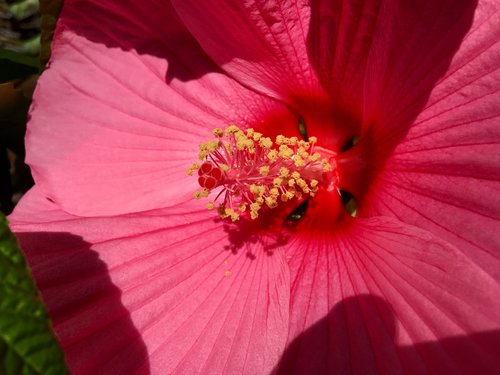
187,125,338,221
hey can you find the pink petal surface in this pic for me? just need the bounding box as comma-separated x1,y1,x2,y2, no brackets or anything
279,216,500,374
335,1,487,191
306,0,382,102
9,187,290,374
365,3,500,279
172,1,481,123
28,0,296,217
171,0,321,101
361,0,482,148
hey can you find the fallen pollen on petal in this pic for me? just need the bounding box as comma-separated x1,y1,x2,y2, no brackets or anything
188,125,338,221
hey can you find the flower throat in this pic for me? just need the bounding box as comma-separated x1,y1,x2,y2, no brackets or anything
187,125,337,221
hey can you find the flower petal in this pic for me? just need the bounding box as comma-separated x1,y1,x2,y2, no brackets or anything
9,187,290,374
365,3,500,279
307,0,388,114
361,0,488,156
171,0,320,101
28,0,295,216
278,216,500,374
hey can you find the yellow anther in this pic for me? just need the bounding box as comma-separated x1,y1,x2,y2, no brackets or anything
198,147,209,160
206,140,220,152
245,139,256,153
276,135,286,145
259,137,273,149
310,152,321,162
238,204,247,212
195,189,210,199
291,171,301,180
236,139,247,151
279,145,294,159
270,187,279,196
280,193,289,202
250,202,260,211
250,184,265,196
265,196,278,208
250,203,261,219
309,136,317,144
186,162,200,176
225,125,240,135
220,164,230,172
322,159,333,172
288,179,296,187
246,128,254,137
285,190,295,199
289,137,298,145
206,202,215,209
294,156,305,168
213,128,223,137
273,177,283,187
267,150,278,162
234,130,246,140
225,208,240,221
310,179,319,188
279,167,289,177
252,132,262,141
259,166,270,176
296,178,307,188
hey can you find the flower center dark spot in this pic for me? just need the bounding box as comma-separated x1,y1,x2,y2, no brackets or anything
341,135,360,153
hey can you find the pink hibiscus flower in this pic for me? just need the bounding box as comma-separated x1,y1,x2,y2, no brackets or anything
8,0,500,373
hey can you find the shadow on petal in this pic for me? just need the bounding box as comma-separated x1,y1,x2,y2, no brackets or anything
275,294,397,374
316,1,479,204
221,213,293,258
59,0,221,83
14,231,151,375
275,294,500,374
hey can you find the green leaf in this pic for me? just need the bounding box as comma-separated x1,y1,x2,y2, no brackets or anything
0,214,68,375
0,49,40,70
0,49,40,83
39,0,64,65
8,0,39,20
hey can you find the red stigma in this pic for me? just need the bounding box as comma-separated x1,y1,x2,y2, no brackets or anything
198,162,223,190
